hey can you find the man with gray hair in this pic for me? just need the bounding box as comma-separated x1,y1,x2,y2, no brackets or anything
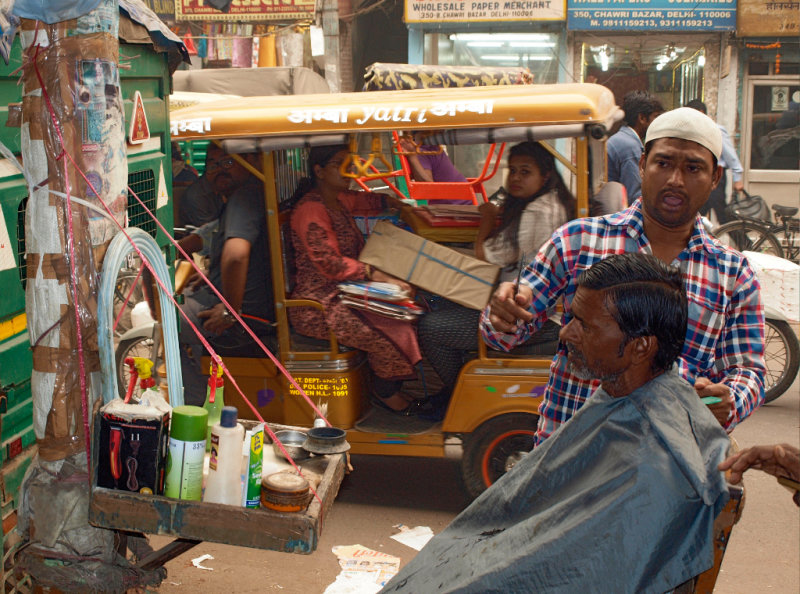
383,254,732,592
481,107,765,459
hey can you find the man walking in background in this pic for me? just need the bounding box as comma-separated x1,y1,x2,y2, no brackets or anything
607,90,664,202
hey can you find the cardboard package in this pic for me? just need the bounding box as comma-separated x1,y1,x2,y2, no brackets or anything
359,221,499,310
95,399,170,495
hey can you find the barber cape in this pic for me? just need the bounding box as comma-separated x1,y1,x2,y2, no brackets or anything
382,368,731,594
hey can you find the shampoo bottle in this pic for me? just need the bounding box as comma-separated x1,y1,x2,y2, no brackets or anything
203,406,245,505
203,361,225,451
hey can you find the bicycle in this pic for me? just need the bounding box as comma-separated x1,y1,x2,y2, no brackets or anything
714,203,800,264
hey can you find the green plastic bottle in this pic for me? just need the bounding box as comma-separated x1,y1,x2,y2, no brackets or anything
203,361,225,452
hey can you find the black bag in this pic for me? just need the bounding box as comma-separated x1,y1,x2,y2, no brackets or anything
725,190,771,222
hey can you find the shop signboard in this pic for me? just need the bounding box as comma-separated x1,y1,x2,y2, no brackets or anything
176,0,315,21
737,0,798,36
404,0,566,23
567,0,736,31
142,0,175,20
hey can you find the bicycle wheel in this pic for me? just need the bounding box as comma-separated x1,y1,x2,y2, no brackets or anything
713,220,785,258
770,225,799,265
115,335,157,399
763,319,800,404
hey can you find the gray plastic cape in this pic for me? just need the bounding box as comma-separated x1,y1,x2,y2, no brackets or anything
382,368,731,593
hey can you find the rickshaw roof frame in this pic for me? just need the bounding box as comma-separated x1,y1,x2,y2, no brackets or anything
170,83,621,147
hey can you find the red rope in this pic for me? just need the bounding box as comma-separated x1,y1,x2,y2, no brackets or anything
31,39,92,479
28,32,331,507
112,265,144,333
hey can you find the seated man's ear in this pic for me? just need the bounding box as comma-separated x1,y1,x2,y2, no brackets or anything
630,335,658,366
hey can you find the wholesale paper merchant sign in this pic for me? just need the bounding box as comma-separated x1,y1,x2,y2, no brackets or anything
567,0,736,31
176,0,315,21
404,0,566,23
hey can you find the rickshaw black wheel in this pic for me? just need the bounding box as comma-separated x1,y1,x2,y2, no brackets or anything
763,318,800,404
460,413,538,500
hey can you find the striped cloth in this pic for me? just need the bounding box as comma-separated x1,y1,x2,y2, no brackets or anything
480,198,765,445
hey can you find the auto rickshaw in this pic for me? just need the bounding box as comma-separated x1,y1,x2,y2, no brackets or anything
167,82,624,498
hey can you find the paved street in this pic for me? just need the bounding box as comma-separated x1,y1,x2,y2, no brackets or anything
155,373,799,593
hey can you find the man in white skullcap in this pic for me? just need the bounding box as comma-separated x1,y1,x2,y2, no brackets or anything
476,106,764,462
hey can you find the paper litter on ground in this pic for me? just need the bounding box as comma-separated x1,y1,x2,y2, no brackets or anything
324,544,400,594
390,524,435,551
191,553,214,570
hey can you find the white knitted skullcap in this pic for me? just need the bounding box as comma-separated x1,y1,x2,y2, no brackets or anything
645,107,722,160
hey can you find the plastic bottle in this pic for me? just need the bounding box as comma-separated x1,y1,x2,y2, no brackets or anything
203,361,225,452
203,406,245,506
164,405,208,500
132,357,169,409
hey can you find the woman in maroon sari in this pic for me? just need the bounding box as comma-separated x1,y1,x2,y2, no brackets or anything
288,145,424,414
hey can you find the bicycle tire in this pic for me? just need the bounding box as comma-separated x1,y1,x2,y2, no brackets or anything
714,220,785,258
763,319,800,404
115,335,158,399
770,226,799,265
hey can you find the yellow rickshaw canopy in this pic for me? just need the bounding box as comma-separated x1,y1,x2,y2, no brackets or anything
170,83,621,142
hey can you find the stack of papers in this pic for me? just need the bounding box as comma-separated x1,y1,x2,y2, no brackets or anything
338,282,425,321
413,204,482,227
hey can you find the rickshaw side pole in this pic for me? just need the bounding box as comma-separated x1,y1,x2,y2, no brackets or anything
575,137,590,218
261,151,292,358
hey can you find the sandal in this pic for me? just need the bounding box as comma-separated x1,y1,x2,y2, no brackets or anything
370,393,423,417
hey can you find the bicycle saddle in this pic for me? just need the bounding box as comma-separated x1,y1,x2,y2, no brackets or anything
773,204,798,217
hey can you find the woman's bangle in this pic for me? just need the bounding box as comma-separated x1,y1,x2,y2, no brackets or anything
365,264,372,280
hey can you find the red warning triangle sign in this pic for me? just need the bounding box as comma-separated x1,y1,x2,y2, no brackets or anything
129,90,151,145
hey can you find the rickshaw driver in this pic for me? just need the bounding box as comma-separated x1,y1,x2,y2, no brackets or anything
178,151,275,404
480,107,766,446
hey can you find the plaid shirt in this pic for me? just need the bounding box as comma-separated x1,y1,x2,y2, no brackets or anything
480,199,765,445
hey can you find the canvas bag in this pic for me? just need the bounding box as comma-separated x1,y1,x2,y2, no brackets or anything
725,190,770,222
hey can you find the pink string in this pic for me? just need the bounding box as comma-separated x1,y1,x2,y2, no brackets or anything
112,265,144,333
30,39,92,478
29,37,338,508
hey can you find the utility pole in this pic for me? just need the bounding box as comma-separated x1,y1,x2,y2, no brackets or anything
13,1,160,589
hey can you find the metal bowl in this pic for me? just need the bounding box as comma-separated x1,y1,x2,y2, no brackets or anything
304,426,350,454
272,429,310,461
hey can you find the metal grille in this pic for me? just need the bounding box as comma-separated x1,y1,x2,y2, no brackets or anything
16,197,27,290
127,169,157,237
275,149,308,206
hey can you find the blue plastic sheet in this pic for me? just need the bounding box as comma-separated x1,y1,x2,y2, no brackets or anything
12,0,103,24
382,369,731,593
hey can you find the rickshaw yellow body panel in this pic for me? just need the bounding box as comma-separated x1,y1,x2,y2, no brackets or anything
346,430,446,458
203,355,368,429
281,362,369,428
206,356,285,422
442,356,551,433
171,83,620,140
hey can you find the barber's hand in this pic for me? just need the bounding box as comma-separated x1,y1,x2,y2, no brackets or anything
198,303,236,335
488,282,534,333
694,377,734,426
718,444,800,485
370,268,414,296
